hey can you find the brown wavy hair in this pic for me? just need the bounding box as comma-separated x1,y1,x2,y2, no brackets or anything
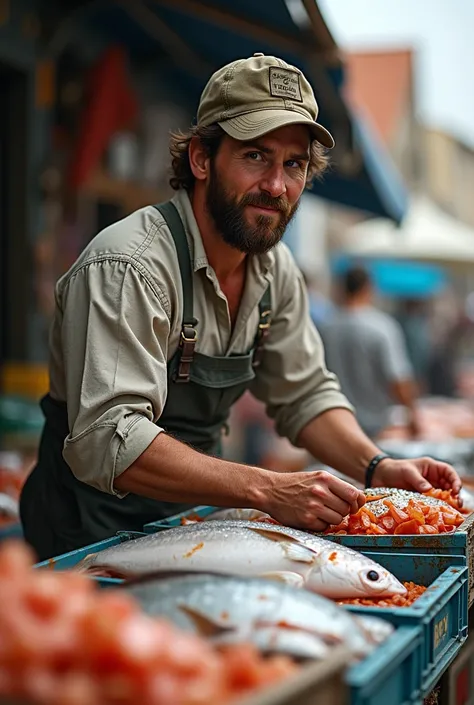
169,123,329,191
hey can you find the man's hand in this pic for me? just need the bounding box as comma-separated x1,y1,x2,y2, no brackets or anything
263,470,366,532
373,457,462,496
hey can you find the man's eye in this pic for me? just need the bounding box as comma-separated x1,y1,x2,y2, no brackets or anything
286,159,302,169
246,151,263,161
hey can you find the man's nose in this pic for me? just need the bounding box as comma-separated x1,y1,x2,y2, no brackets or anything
259,165,286,198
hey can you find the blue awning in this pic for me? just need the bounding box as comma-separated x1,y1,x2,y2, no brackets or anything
55,0,408,223
331,255,448,299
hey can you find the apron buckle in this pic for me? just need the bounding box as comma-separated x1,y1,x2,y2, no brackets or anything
175,324,197,383
252,310,272,368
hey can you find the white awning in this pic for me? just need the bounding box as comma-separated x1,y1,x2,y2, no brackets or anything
340,196,474,268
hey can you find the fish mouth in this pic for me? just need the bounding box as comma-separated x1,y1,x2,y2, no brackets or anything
367,578,407,598
389,580,408,596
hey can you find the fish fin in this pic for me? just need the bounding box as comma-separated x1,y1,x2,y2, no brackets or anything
259,571,305,588
76,553,98,571
178,604,235,638
282,542,319,564
248,527,319,563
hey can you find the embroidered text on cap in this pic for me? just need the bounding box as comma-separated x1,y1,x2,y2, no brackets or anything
268,66,302,102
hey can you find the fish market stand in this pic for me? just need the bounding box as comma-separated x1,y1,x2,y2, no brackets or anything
142,505,474,704
33,512,473,705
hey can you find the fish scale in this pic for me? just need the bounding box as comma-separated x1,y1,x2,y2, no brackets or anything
364,488,454,517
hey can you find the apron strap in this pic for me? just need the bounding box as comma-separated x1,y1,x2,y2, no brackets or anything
154,202,197,383
153,201,273,375
252,284,272,368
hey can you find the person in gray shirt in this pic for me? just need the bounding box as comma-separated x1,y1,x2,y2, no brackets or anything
321,267,420,439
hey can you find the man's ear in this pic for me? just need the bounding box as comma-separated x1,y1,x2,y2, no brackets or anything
189,136,210,182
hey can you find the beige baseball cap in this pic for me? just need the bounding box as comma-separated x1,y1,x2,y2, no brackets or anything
197,53,335,149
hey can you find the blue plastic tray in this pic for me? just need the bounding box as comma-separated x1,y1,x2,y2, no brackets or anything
346,625,422,705
343,551,468,698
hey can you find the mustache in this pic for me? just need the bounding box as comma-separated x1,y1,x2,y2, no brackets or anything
240,193,292,216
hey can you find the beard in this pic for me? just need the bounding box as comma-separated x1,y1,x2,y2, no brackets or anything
205,163,299,255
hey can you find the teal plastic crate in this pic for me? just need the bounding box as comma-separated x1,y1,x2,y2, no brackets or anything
343,552,468,698
143,505,219,532
0,522,23,542
143,505,470,564
33,532,146,586
346,625,422,705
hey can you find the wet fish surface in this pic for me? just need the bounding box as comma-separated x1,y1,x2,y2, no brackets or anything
77,520,406,599
122,571,394,661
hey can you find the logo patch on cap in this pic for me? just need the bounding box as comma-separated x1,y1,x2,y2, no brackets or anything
268,66,302,102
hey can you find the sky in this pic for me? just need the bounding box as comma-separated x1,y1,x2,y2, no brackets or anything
317,0,474,149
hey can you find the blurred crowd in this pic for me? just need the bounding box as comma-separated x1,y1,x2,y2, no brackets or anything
225,265,474,473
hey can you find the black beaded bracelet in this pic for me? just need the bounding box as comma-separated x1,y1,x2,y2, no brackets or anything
365,453,390,489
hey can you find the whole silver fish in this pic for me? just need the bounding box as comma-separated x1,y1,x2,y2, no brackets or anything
122,572,394,661
78,520,406,599
364,488,461,518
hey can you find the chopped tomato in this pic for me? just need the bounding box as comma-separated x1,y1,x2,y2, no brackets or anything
394,519,419,535
383,500,410,524
406,503,425,525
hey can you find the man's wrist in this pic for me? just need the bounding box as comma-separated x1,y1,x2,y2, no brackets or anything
365,453,391,489
244,465,276,512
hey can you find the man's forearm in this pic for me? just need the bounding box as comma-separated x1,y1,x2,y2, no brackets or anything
114,432,272,508
296,408,382,486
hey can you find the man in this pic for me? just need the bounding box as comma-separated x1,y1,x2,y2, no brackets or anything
20,54,460,560
321,267,421,439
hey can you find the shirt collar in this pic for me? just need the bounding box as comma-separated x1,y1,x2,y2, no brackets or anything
171,189,275,276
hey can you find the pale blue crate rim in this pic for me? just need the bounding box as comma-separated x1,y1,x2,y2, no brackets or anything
346,625,422,705
143,505,219,532
34,535,127,585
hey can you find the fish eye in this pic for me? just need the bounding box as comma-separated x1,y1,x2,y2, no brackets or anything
367,570,380,582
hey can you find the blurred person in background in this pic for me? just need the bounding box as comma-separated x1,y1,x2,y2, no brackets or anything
397,299,431,393
20,55,460,560
321,267,421,440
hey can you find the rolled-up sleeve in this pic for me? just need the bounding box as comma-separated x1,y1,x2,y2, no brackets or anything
250,249,354,445
60,259,170,495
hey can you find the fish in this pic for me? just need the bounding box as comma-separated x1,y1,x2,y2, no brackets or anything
77,520,406,599
121,571,394,661
364,488,457,517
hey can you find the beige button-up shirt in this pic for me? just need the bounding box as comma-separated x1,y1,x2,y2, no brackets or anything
48,189,352,495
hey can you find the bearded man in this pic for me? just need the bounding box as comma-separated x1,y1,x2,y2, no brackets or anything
21,53,461,559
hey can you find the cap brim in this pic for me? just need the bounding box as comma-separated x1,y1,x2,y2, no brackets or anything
218,109,335,149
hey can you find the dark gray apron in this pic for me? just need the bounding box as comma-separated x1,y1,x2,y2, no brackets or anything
20,202,272,560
